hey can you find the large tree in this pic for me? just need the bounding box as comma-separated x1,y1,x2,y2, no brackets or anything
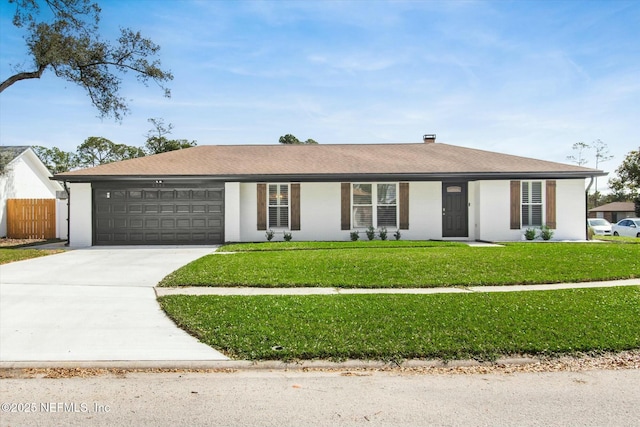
144,117,196,154
76,136,144,167
0,151,13,176
278,134,318,145
1,0,173,120
609,148,640,201
32,145,78,174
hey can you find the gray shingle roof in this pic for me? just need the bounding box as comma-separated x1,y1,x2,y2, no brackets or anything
589,202,635,212
53,142,605,181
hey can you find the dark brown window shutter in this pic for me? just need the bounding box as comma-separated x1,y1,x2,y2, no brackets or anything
257,183,266,230
341,183,351,230
399,182,409,230
510,181,521,230
291,183,301,231
546,180,556,229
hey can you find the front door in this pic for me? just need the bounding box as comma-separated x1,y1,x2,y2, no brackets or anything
442,182,468,238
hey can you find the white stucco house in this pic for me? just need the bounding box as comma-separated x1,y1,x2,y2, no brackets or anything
0,146,67,239
52,136,605,247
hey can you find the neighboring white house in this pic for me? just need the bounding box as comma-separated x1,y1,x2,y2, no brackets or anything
0,146,67,239
53,137,605,247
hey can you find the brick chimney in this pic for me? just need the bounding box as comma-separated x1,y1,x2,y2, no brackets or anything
423,134,436,144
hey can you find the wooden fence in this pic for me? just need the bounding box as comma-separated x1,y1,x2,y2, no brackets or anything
6,199,56,239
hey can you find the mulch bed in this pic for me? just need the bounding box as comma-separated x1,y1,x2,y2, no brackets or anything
0,238,46,248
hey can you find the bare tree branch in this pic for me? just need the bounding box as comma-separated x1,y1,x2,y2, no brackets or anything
0,64,47,92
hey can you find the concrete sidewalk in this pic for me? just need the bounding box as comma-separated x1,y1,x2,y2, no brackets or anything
155,278,640,296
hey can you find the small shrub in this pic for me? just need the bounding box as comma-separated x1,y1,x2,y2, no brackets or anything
283,231,292,242
587,226,595,240
524,228,537,240
540,225,554,241
265,230,275,241
350,231,360,241
379,227,388,240
366,226,376,241
394,230,401,240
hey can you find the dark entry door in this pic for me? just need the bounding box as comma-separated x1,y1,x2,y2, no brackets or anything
442,182,468,238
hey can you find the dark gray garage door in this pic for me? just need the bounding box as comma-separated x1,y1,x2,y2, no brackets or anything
93,183,224,245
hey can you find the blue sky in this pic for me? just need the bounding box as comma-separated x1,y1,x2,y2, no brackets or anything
1,0,638,189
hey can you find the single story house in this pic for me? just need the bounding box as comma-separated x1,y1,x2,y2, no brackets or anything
1,146,67,239
52,136,605,247
589,201,636,223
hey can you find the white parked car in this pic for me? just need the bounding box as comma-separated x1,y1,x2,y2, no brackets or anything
612,218,640,238
587,218,612,236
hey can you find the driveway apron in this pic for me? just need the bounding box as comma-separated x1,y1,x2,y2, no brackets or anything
0,247,228,361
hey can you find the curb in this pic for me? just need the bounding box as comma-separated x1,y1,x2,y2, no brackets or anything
0,357,540,371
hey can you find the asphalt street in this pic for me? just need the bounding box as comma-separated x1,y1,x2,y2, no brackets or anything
2,368,639,426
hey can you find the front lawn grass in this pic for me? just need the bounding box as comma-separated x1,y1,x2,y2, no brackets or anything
159,242,640,288
0,248,63,264
158,286,640,361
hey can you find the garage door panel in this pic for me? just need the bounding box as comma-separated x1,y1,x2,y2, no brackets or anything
145,219,160,228
94,183,224,245
176,219,191,228
96,205,111,214
96,218,112,228
144,233,160,241
209,190,223,200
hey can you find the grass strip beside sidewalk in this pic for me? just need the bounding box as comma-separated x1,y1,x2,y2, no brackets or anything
158,286,640,361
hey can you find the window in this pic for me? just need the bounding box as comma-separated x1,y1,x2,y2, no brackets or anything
352,183,397,228
352,184,372,227
268,184,289,228
377,183,397,227
521,181,543,227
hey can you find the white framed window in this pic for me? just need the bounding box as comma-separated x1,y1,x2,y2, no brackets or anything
352,183,397,228
268,183,289,228
521,181,543,227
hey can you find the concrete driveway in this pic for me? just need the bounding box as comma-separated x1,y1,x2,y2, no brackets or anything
0,247,228,361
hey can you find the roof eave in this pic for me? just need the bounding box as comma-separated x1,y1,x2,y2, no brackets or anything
51,170,606,183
